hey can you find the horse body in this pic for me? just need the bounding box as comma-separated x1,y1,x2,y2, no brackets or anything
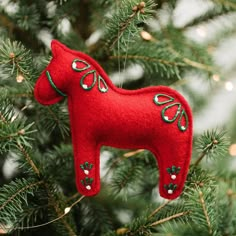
34,40,193,200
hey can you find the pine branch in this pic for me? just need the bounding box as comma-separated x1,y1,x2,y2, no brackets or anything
151,17,215,75
36,103,70,139
0,102,76,234
13,4,40,31
183,174,218,234
198,190,213,235
43,182,77,236
112,165,142,191
0,178,44,230
109,40,184,79
0,71,75,234
0,179,43,212
109,2,146,49
17,142,40,176
194,139,219,166
223,189,236,234
148,200,170,219
109,54,184,67
164,41,215,72
148,210,190,227
17,146,77,235
0,101,36,153
46,105,70,138
182,56,214,72
41,144,74,186
195,129,230,164
114,205,190,236
109,29,214,80
104,149,145,180
110,158,143,198
185,166,217,197
0,39,35,90
79,198,114,235
104,0,156,51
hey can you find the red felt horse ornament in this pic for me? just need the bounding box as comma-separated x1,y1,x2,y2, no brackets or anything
34,40,193,200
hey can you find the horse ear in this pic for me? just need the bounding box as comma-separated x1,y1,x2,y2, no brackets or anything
51,40,65,58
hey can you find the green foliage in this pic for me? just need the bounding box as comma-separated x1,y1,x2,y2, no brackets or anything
104,0,157,51
0,100,36,153
196,129,230,160
111,158,144,198
0,178,43,231
110,40,185,79
0,39,38,93
14,5,40,31
105,149,157,200
0,39,33,79
35,102,70,139
40,144,74,186
79,198,114,235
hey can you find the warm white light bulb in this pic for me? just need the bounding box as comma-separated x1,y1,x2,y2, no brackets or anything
225,81,234,91
229,144,236,156
140,30,152,41
212,74,220,82
64,207,71,214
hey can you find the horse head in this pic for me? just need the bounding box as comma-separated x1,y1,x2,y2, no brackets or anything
34,41,69,105
35,40,107,105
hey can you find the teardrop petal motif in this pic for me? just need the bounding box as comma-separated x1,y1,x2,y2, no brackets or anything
153,94,174,105
178,109,189,131
98,75,108,93
80,70,97,91
161,102,182,123
72,59,91,72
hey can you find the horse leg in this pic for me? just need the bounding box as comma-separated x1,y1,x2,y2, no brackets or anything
74,140,100,196
152,136,192,200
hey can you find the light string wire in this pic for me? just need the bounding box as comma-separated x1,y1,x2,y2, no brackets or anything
1,195,85,231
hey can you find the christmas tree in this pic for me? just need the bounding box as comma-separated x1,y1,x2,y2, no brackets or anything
0,0,235,235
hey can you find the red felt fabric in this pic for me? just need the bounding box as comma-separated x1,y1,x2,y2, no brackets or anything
34,40,193,200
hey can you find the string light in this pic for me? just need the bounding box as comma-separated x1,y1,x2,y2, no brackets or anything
140,30,153,41
212,74,220,82
64,207,71,214
225,81,234,91
2,195,85,231
0,226,8,234
229,144,236,156
16,75,24,83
